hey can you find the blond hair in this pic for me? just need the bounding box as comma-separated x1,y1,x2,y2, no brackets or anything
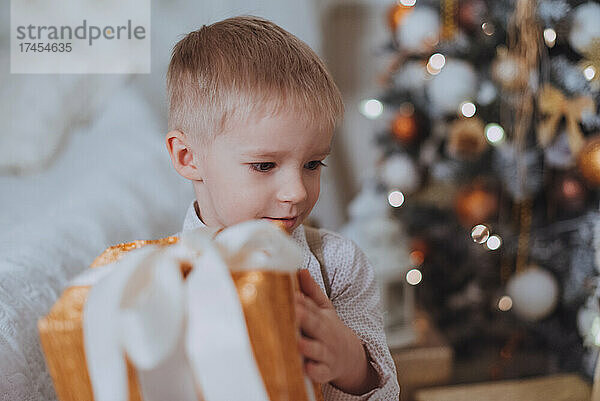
167,16,344,147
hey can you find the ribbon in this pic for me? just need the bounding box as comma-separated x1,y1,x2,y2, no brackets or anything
81,220,305,401
536,84,596,155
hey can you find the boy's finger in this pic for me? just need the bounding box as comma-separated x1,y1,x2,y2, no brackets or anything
304,360,332,384
294,298,303,330
298,335,331,364
295,295,321,334
295,293,318,319
297,269,331,309
297,297,326,340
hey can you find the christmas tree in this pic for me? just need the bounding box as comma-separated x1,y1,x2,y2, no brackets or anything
358,0,600,381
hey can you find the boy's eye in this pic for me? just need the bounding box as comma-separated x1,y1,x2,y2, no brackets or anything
250,161,327,172
250,162,275,172
305,160,327,170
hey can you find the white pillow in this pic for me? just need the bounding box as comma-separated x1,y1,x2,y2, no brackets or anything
0,60,126,175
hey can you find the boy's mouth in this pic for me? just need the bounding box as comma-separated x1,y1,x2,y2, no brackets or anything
263,216,298,230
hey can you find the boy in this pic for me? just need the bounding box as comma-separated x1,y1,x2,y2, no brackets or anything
165,16,400,400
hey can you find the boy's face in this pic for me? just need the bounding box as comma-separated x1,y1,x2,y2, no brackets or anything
192,111,333,233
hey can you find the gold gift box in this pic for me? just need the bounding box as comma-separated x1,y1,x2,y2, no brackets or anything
39,236,324,401
414,374,590,401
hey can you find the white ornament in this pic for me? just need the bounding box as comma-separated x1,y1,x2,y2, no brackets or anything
394,61,428,93
477,80,498,106
341,216,408,273
569,2,600,54
380,153,419,193
347,183,389,219
577,297,600,348
397,7,440,54
506,266,559,321
341,185,410,276
340,184,416,347
427,59,478,115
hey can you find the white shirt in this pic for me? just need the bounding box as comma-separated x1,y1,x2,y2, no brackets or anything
181,201,400,400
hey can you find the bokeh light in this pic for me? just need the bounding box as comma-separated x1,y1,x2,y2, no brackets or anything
460,101,476,117
543,28,557,48
498,295,513,311
406,269,422,285
399,0,417,6
388,190,405,207
481,22,495,36
584,66,596,81
428,53,446,71
485,123,505,144
486,234,502,250
360,99,383,119
471,224,490,244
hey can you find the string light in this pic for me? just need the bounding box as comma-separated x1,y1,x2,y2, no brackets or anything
460,101,476,117
481,22,495,36
425,53,446,77
583,65,596,81
426,63,441,75
485,123,505,144
486,235,502,250
543,28,557,48
427,53,446,74
406,269,422,285
360,99,383,119
399,0,417,6
498,295,513,311
471,224,490,244
388,190,405,207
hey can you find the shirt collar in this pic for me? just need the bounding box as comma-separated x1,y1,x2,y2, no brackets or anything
181,200,311,269
182,200,205,232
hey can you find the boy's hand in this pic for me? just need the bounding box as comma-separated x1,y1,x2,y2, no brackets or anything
295,269,379,395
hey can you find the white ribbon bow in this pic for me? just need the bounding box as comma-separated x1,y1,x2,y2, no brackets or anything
79,220,309,401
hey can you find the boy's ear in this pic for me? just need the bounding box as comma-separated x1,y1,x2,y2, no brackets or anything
165,130,204,181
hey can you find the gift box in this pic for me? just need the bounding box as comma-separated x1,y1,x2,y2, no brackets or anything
414,374,590,401
389,311,453,401
39,223,324,401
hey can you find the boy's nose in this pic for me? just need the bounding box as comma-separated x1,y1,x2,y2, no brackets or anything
277,174,308,204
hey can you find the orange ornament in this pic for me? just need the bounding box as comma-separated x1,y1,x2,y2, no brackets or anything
551,171,588,214
454,181,499,228
387,3,413,32
391,104,418,143
577,135,600,187
410,238,428,261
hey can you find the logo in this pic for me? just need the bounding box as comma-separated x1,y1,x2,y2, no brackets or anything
11,0,151,74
